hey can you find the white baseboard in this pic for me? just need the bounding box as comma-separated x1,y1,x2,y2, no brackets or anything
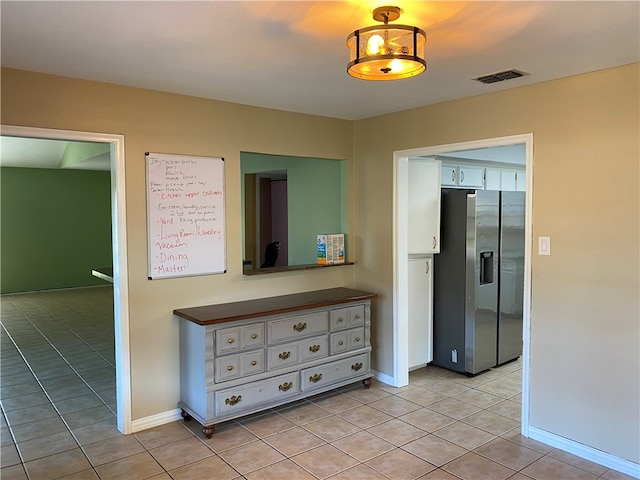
373,369,395,387
528,426,640,479
131,408,182,433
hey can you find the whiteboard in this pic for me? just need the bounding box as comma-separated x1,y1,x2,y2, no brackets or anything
145,153,226,279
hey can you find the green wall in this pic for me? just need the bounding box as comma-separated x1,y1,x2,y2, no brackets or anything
1,167,112,293
241,153,348,265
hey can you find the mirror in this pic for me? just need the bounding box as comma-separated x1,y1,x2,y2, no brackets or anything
241,152,349,273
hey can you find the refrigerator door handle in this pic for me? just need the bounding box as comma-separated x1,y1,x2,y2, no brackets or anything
479,251,494,285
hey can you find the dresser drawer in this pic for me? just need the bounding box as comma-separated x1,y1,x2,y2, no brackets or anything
215,323,265,355
330,305,365,331
214,350,265,383
301,353,368,392
268,311,328,343
330,327,365,355
299,335,328,362
267,342,299,370
216,328,241,355
244,324,265,349
214,372,299,416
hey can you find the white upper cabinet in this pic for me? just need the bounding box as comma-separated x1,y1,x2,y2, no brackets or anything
458,166,485,188
470,166,525,192
485,168,501,190
441,164,484,189
515,169,526,191
408,159,441,254
501,169,518,191
441,164,458,187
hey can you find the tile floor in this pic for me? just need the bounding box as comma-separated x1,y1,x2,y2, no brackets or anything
1,286,635,480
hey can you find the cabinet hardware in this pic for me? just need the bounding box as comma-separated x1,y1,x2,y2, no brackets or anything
227,338,235,344
227,365,233,371
251,361,257,366
351,362,363,371
225,395,242,406
355,337,361,342
461,170,465,182
355,314,360,319
251,334,258,339
451,170,456,182
432,236,437,250
293,322,307,332
338,317,344,323
309,373,323,383
309,344,321,353
338,340,344,346
279,351,291,360
279,382,293,392
426,261,430,274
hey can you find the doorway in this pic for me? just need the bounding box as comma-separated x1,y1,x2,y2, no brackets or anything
393,133,533,437
244,171,288,269
0,125,131,434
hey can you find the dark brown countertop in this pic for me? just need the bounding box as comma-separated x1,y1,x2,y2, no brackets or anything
174,287,377,326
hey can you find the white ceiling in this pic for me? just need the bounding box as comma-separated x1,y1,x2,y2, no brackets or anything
1,1,638,122
1,1,637,169
0,136,111,171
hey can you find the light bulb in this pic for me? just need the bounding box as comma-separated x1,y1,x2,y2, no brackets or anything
389,58,403,72
366,34,384,55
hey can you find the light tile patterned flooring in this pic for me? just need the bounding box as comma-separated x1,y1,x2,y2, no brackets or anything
0,287,634,480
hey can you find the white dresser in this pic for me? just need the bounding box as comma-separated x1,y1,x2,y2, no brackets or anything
174,288,377,437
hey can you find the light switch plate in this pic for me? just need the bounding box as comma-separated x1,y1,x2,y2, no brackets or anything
538,236,551,255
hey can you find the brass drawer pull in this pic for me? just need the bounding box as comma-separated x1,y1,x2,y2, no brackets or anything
338,317,344,323
293,322,307,332
279,382,293,392
309,344,321,353
279,351,291,360
309,373,323,383
225,395,242,406
251,360,257,366
355,337,361,342
251,334,258,339
354,314,360,319
227,365,233,371
338,340,344,346
227,338,235,344
351,362,363,372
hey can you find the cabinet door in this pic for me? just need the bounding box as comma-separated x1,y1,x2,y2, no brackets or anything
408,257,433,368
500,169,517,191
485,168,501,190
408,159,441,254
440,164,457,186
515,169,526,191
458,166,485,188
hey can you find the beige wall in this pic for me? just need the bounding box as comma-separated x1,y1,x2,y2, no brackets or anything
0,68,356,421
2,64,638,464
353,63,639,463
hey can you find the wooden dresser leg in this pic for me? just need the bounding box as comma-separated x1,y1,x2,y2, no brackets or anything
362,377,372,389
202,425,215,438
181,409,192,421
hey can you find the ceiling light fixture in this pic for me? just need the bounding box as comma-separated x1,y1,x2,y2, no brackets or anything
346,5,426,81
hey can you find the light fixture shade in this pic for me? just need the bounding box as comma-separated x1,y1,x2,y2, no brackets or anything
347,24,426,80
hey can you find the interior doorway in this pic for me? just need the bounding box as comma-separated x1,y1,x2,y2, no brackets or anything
0,125,131,434
244,171,288,269
393,133,533,437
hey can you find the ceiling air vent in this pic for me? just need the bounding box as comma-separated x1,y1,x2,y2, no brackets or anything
474,69,528,85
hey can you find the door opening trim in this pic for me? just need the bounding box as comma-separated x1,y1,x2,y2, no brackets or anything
1,125,131,434
392,133,533,437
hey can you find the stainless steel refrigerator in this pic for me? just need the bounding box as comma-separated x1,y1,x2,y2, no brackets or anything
432,189,525,375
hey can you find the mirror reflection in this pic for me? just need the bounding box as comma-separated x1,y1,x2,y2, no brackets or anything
241,152,348,273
